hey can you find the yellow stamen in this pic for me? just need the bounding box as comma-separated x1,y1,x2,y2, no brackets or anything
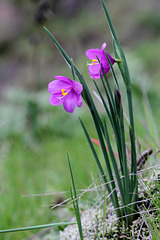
92,59,98,65
61,88,67,96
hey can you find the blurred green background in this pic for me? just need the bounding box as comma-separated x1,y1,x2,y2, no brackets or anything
0,0,160,239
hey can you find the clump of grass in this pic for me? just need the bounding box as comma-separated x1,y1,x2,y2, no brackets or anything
59,166,160,239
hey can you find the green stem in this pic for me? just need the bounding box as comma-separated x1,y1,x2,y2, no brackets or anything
119,109,130,206
127,88,137,200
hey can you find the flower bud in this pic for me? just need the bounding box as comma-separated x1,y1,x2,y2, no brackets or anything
115,89,121,117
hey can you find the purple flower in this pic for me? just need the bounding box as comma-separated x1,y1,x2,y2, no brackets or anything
86,43,115,79
48,76,83,113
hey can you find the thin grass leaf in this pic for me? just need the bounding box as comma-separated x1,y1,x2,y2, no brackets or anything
104,52,119,89
0,222,76,233
102,188,107,240
67,154,83,240
70,188,84,240
100,0,131,87
93,78,120,152
44,26,87,101
118,106,131,206
100,67,115,107
103,120,130,223
96,227,100,240
71,58,76,81
99,70,123,169
94,76,123,173
93,80,113,126
92,124,120,215
151,224,160,240
79,119,111,194
91,138,118,158
128,95,137,197
95,55,118,117
112,39,125,81
44,26,72,67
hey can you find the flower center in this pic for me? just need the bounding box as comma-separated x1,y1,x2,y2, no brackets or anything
61,88,68,96
92,59,98,65
57,89,69,101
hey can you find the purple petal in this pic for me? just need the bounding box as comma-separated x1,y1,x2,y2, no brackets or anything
105,52,115,65
77,94,82,107
48,80,71,94
88,63,101,76
90,74,101,79
86,49,102,60
49,94,63,106
102,65,110,75
54,76,72,84
72,81,83,94
100,53,115,69
101,43,107,51
63,91,77,113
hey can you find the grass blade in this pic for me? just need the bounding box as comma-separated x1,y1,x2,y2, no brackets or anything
100,0,130,86
94,78,123,173
0,222,76,233
79,119,111,192
104,52,119,89
67,154,83,240
103,120,130,223
102,188,107,240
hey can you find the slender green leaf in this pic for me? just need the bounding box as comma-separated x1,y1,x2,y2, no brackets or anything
44,26,71,67
104,52,119,89
70,58,76,81
119,106,130,206
44,26,86,101
67,154,83,240
79,119,111,195
95,75,123,173
112,39,125,80
102,189,107,240
100,0,130,86
100,67,115,106
93,80,113,126
103,120,129,222
96,227,100,240
0,222,76,233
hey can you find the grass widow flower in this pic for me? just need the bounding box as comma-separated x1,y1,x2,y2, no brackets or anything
86,43,115,79
48,76,83,113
